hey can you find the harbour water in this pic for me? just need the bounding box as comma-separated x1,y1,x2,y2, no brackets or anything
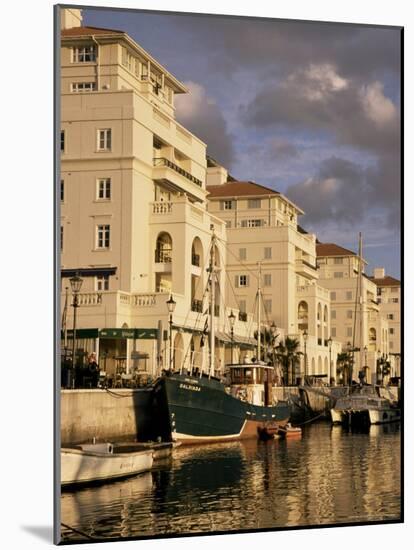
60,422,401,542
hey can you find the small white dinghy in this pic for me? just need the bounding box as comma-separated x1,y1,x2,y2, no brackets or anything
61,442,153,487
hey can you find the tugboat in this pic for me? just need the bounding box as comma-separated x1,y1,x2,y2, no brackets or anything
153,230,290,444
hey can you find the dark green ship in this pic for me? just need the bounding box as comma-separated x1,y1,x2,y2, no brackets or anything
154,366,290,444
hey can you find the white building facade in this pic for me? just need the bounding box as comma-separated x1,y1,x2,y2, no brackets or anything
60,10,254,382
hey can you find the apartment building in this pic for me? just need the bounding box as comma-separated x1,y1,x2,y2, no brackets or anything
60,9,253,379
316,243,391,383
369,268,401,377
207,161,340,381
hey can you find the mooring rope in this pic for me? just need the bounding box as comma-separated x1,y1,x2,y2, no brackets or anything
61,522,98,541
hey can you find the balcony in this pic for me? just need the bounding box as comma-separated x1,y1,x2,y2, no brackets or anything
154,248,172,272
153,157,204,203
295,258,318,280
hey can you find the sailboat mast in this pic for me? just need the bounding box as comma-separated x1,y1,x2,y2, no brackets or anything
209,227,216,377
358,233,364,380
257,261,262,362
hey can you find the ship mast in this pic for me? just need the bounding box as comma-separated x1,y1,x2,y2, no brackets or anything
358,233,364,381
257,261,262,362
209,226,216,377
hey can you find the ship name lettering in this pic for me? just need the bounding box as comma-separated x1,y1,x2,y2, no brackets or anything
179,383,201,392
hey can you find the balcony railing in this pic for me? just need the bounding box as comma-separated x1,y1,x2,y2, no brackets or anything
192,253,200,267
191,299,203,313
153,157,202,187
155,249,172,263
239,311,247,322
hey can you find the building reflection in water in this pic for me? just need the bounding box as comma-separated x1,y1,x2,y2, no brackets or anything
61,423,401,542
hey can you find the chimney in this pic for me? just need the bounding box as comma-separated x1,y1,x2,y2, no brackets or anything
206,166,228,186
60,8,83,30
373,267,385,279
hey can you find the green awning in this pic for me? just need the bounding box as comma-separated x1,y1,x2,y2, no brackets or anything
62,328,158,340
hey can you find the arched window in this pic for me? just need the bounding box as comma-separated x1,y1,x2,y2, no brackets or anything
298,301,308,331
155,232,172,263
191,237,203,268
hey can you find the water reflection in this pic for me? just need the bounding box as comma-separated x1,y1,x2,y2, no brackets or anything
61,422,401,542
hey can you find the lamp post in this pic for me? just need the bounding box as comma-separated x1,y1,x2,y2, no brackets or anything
303,330,308,384
228,310,236,364
69,274,83,377
166,295,176,371
328,336,332,386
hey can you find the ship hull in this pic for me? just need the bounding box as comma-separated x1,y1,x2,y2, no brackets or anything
154,373,290,444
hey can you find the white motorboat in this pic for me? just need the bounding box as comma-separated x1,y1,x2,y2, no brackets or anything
330,385,400,426
61,442,153,486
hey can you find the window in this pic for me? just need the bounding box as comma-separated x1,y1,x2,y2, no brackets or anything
377,287,382,295
60,226,63,251
377,298,382,304
72,45,96,63
241,219,263,228
391,287,399,293
96,225,110,249
390,328,394,335
61,130,65,152
330,292,336,301
331,328,336,337
263,274,272,286
264,247,272,260
264,299,272,313
239,300,246,313
61,179,64,202
96,275,109,291
331,310,336,319
387,314,394,320
334,257,343,264
346,291,353,300
236,275,249,287
223,200,234,210
389,298,399,303
347,310,353,319
121,47,134,72
239,248,247,261
389,341,394,349
346,327,352,337
225,221,232,229
248,199,261,209
97,129,112,151
71,82,96,92
334,272,343,278
97,178,111,200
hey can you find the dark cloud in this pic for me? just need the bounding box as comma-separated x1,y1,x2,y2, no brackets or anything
175,82,235,167
286,155,400,229
170,16,400,81
243,67,400,155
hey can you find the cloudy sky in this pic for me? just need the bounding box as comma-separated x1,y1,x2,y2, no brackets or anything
83,8,401,278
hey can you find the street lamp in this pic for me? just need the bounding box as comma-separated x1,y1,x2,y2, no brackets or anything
303,330,308,383
228,310,236,364
69,273,83,376
166,295,176,371
328,336,333,385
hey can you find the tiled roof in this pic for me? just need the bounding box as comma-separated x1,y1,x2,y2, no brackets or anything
207,181,280,198
316,243,356,257
61,26,125,37
369,275,400,287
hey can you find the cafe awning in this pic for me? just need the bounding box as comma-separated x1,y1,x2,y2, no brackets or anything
62,328,158,340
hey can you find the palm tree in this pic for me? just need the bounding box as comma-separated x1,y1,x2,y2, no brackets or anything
253,327,274,363
276,337,301,386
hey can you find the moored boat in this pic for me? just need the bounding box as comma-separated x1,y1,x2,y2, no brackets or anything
61,442,153,487
330,385,400,426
